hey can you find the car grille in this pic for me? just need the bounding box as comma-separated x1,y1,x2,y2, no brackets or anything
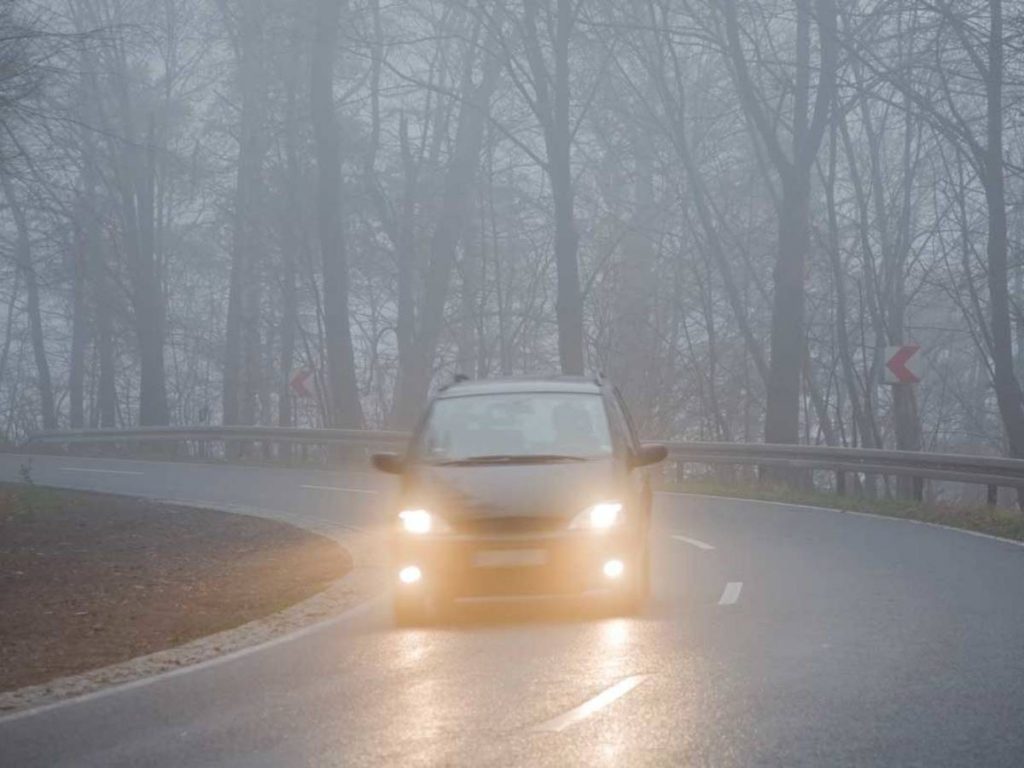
452,515,566,535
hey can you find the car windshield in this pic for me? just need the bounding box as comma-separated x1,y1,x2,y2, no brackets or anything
415,392,613,463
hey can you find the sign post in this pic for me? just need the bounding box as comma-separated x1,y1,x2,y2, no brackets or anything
884,344,923,501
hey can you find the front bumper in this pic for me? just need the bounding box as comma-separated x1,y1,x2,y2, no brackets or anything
392,528,641,599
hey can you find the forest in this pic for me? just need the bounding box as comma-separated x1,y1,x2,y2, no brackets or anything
0,0,1022,476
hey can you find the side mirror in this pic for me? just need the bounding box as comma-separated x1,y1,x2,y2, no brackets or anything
371,452,404,474
631,443,668,468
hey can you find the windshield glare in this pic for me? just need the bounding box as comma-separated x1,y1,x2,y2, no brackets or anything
416,392,613,462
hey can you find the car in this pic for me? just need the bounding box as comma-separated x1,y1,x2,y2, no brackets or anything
371,375,667,625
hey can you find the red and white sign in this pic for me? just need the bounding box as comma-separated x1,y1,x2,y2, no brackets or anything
884,345,922,385
289,368,316,398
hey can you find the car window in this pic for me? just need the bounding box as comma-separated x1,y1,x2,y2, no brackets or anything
415,392,613,461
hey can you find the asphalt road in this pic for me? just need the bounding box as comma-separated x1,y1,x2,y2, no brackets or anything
1,453,1023,766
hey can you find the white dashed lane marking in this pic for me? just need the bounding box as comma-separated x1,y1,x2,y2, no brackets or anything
718,582,743,606
670,534,715,550
300,484,377,494
59,467,144,476
533,675,649,732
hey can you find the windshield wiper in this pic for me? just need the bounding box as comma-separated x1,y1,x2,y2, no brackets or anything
433,454,589,466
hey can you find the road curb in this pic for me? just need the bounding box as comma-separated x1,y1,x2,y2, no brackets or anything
0,500,387,721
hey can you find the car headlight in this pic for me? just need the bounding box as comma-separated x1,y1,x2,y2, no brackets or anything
569,501,623,530
398,508,450,534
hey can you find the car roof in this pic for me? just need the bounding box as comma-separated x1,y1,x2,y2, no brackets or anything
434,375,603,399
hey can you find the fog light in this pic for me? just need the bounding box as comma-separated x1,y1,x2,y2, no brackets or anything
399,565,422,584
603,559,625,579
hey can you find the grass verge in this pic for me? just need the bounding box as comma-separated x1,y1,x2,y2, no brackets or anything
671,479,1024,543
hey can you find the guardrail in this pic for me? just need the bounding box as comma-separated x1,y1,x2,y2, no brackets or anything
664,441,1024,491
21,426,1023,502
24,426,408,448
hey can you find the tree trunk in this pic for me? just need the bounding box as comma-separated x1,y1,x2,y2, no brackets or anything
389,113,422,426
520,0,584,376
825,122,874,449
279,22,302,430
74,30,115,428
763,172,810,445
982,0,1024,459
722,0,837,453
93,241,117,428
69,206,89,428
121,117,169,426
1,170,56,429
223,2,266,427
311,0,363,428
549,0,583,375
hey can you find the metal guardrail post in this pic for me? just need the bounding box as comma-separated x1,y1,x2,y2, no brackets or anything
835,469,846,496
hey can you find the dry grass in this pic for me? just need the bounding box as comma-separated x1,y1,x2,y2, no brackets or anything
0,484,351,691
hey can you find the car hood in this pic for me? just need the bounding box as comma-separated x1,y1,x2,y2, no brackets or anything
403,458,620,524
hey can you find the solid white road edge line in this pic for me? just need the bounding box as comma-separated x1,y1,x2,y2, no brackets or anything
533,675,649,733
670,534,715,550
718,582,743,606
287,514,368,534
0,595,385,726
661,490,1024,550
59,467,144,475
301,484,377,494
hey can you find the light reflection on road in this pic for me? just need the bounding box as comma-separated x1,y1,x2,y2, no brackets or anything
392,628,450,764
385,611,664,765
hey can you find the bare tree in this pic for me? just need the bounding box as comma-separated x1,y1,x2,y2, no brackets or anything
719,0,839,447
0,168,55,428
491,0,588,374
311,0,363,427
389,16,502,426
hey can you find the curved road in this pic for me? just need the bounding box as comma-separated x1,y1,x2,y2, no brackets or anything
1,453,1023,766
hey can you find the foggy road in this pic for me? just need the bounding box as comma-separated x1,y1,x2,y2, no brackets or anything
1,454,1023,766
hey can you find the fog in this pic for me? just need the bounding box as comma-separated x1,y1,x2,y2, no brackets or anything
1,0,1021,475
